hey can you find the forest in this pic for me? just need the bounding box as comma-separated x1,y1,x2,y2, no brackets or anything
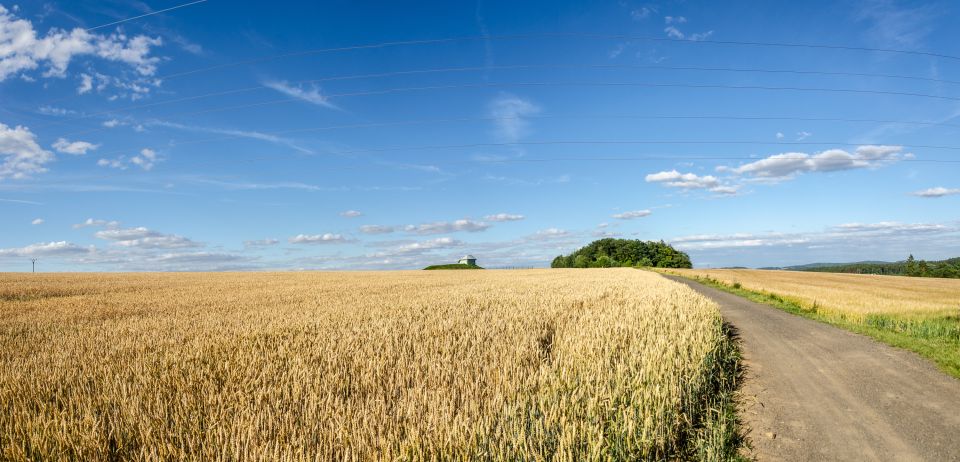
551,239,693,268
795,255,960,279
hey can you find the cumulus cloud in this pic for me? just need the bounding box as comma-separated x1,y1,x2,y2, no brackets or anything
483,213,525,222
359,225,395,235
489,93,541,142
721,145,905,180
645,170,739,194
646,170,719,189
31,218,43,225
94,226,200,249
404,219,491,235
97,148,158,171
288,233,352,244
52,138,99,155
611,210,652,220
339,210,362,218
0,6,163,82
911,187,960,198
0,241,90,258
0,123,53,180
264,80,338,109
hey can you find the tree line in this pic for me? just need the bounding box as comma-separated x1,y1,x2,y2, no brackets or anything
551,239,693,268
799,255,960,279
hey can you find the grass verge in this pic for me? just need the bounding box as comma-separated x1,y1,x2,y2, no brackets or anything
660,271,960,380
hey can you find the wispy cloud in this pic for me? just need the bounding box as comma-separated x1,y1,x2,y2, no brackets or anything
339,210,363,218
264,80,338,109
910,187,960,198
483,213,524,222
288,233,353,244
489,93,541,143
149,120,313,154
611,210,652,220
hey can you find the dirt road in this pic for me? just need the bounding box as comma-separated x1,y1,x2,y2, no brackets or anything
664,275,960,462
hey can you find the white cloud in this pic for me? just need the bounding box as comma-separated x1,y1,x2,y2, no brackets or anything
288,233,352,244
0,241,91,258
264,80,338,109
243,238,279,247
404,219,491,235
796,131,812,141
98,148,158,171
73,218,119,229
911,187,960,198
94,226,200,249
339,210,362,218
0,123,53,180
77,73,93,94
52,138,98,155
631,6,656,20
31,218,43,225
611,210,652,220
37,105,75,116
673,221,954,252
483,213,524,222
385,237,463,256
722,145,905,180
531,228,570,239
489,93,541,142
776,132,785,140
147,120,312,154
664,26,685,39
645,170,720,189
102,119,125,128
0,6,163,82
665,16,687,24
359,225,395,235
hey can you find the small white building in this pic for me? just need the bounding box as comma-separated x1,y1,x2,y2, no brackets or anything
458,255,477,265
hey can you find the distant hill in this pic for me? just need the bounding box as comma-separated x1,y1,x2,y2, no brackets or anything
763,256,960,279
423,263,484,270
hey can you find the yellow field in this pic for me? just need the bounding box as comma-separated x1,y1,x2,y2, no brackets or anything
0,269,737,461
664,268,960,318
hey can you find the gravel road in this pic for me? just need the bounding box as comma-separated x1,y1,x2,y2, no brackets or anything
664,275,960,462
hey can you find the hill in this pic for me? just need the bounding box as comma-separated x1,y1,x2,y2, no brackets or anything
770,256,960,278
423,263,484,270
551,238,692,268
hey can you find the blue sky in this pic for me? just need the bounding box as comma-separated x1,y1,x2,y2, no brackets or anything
1,0,959,271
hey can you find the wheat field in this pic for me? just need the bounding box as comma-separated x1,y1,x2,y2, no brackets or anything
664,268,960,318
0,269,739,461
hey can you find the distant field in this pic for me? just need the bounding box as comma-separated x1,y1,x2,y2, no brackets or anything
662,268,960,377
664,268,960,318
0,269,739,461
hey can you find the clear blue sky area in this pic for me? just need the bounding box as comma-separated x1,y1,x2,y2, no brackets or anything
1,0,958,270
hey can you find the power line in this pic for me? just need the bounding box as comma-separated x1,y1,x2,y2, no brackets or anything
164,114,960,148
86,0,208,31
35,61,960,133
50,80,953,136
156,32,960,82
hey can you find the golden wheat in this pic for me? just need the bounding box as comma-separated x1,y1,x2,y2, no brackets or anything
0,269,735,461
665,268,960,318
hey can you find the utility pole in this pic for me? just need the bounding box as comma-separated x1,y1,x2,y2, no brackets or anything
31,258,37,273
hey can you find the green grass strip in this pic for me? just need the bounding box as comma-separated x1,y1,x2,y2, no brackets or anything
660,271,960,380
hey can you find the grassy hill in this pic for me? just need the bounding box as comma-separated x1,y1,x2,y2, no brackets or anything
423,263,484,270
